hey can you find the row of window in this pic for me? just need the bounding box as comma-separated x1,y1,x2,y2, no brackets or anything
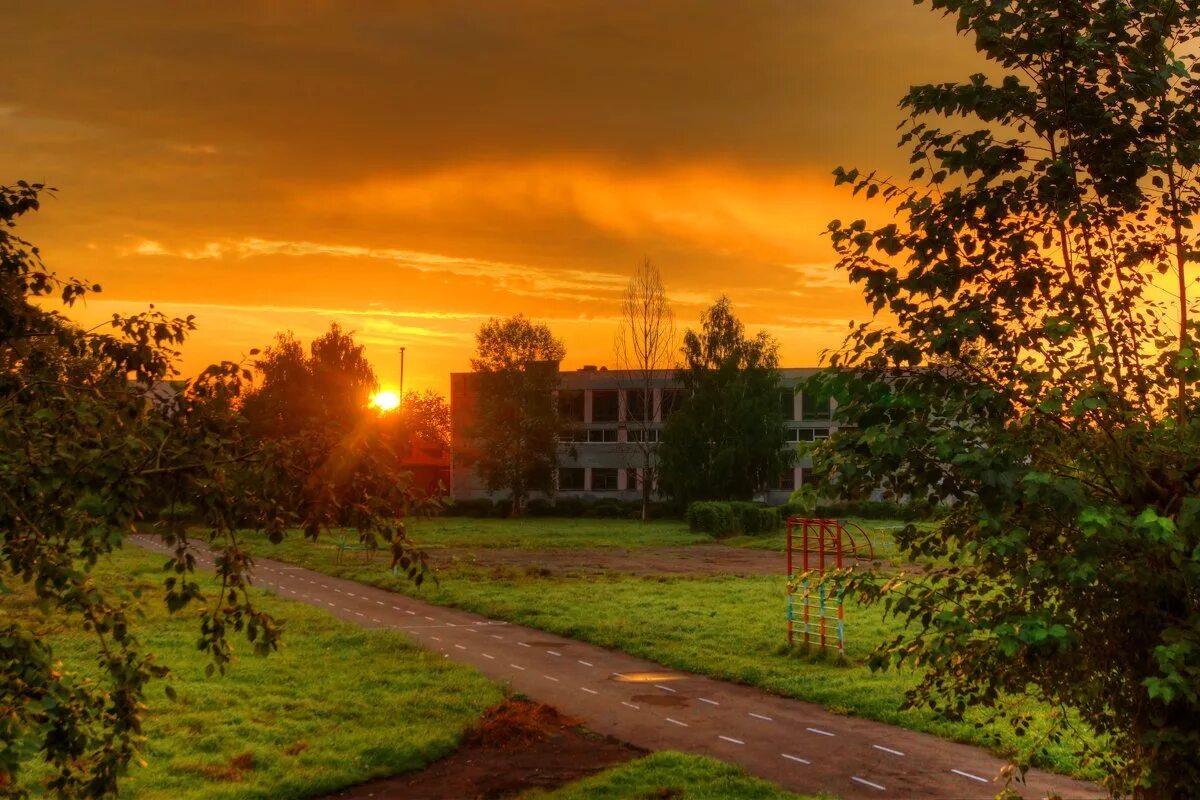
559,387,833,424
563,427,828,444
558,467,816,493
558,389,683,423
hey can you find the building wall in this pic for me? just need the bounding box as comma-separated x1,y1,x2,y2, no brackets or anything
450,366,840,506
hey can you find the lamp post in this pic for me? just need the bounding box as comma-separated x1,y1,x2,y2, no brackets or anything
399,347,406,398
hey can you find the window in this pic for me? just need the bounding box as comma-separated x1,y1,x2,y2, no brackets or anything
779,388,796,420
625,468,640,490
800,467,817,488
587,428,619,443
800,389,831,420
624,389,650,422
558,389,585,422
591,390,619,422
628,428,660,443
778,469,796,491
591,467,619,492
812,428,830,440
659,389,683,419
558,467,585,491
561,428,588,443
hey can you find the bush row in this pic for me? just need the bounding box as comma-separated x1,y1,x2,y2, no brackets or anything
685,501,780,536
774,499,938,522
441,496,677,520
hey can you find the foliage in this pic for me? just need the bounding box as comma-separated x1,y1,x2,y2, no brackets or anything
685,501,737,536
658,297,789,506
774,499,935,523
0,182,426,797
614,257,676,520
685,501,778,536
465,315,566,516
815,2,1200,795
397,388,451,449
239,324,376,438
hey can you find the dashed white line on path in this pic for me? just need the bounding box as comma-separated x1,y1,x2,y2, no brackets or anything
873,745,905,757
581,687,598,694
375,600,384,606
431,637,442,642
392,606,402,611
654,684,677,693
666,717,688,727
510,664,527,671
806,727,835,737
578,660,593,667
518,642,531,648
546,650,562,656
851,776,887,792
354,612,364,617
454,644,467,651
543,675,560,682
481,653,495,660
621,702,640,710
951,769,989,784
749,712,774,721
699,698,720,706
491,634,503,640
718,735,745,745
425,616,435,621
781,753,810,765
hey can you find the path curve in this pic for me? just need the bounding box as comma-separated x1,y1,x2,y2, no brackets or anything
131,535,1102,800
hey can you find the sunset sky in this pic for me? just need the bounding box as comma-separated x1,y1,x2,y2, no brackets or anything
9,1,978,393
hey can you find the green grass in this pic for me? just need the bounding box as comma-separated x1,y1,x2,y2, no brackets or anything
241,527,1099,781
408,516,713,550
8,545,503,800
526,752,821,799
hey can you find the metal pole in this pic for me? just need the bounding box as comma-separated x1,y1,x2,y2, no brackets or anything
399,347,406,398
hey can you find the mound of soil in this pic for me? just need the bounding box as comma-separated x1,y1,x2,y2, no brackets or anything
318,699,643,799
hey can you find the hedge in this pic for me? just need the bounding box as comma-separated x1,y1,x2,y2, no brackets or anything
686,501,779,536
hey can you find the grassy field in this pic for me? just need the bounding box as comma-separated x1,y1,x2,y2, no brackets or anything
408,516,713,549
8,545,503,800
529,752,821,799
239,526,1097,779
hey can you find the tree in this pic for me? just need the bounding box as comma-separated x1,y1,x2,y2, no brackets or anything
398,389,451,449
240,324,377,438
816,3,1200,796
615,257,675,520
657,296,787,506
0,183,426,797
467,315,566,516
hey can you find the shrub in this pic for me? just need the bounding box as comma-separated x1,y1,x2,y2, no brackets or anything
727,501,779,534
685,501,736,536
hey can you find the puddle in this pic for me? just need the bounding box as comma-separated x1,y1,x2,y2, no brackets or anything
630,694,689,707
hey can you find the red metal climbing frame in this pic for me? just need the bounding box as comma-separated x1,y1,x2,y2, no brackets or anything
785,517,874,654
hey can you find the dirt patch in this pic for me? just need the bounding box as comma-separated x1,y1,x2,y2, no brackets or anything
316,699,642,800
429,544,783,577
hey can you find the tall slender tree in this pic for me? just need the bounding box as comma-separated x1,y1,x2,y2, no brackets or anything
467,315,566,516
816,3,1200,795
658,296,786,506
615,257,675,520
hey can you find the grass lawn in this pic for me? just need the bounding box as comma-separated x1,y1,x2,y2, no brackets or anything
528,752,821,799
240,525,1099,781
8,545,503,800
408,516,713,550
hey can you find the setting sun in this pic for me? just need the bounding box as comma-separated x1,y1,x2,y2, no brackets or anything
371,389,401,412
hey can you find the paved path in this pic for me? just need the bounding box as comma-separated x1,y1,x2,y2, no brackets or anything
131,535,1102,800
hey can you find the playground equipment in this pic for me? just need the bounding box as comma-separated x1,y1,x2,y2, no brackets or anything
785,517,874,655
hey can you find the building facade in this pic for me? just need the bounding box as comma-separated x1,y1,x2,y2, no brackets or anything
450,366,840,506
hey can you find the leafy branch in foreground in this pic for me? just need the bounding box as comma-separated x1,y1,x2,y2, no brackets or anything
0,182,427,797
812,3,1200,798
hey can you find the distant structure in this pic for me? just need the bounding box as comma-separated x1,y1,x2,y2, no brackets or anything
450,366,841,506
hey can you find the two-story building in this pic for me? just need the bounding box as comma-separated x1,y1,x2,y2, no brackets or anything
450,365,839,506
